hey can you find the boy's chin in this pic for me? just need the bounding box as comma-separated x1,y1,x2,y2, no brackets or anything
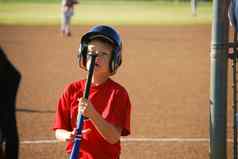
93,69,111,76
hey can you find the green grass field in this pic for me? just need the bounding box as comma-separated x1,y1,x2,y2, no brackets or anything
0,1,212,26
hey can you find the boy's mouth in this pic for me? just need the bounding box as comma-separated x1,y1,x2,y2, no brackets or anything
95,63,100,67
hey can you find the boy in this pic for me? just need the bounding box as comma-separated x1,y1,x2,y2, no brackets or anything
53,25,132,159
61,0,78,36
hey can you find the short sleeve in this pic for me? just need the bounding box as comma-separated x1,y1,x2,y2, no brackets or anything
53,85,72,131
103,89,131,136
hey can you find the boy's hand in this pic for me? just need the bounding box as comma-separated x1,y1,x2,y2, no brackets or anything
65,128,77,142
65,128,92,142
78,98,96,118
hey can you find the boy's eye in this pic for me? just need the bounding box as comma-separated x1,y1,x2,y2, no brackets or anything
100,52,108,56
87,51,110,60
97,52,110,58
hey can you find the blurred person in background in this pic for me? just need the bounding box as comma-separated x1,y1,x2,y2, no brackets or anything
61,0,79,37
191,0,197,16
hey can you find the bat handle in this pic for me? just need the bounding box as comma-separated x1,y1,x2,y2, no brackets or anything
83,53,97,99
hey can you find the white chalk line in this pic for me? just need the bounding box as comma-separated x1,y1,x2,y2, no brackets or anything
19,137,234,144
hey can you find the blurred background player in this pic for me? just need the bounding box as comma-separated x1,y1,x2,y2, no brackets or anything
191,0,197,16
61,0,78,37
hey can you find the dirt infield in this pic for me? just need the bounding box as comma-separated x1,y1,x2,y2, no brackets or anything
0,25,235,159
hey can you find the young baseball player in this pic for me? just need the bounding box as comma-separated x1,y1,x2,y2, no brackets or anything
61,0,78,37
53,25,132,159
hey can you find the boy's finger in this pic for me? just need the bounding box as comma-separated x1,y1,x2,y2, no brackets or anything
78,98,87,106
77,98,82,102
79,106,86,114
82,128,92,135
88,45,96,52
72,128,77,134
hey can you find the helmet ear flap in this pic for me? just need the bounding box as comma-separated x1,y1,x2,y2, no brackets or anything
78,43,88,69
110,46,122,74
110,51,116,73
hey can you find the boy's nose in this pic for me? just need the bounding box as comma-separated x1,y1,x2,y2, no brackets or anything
95,56,102,62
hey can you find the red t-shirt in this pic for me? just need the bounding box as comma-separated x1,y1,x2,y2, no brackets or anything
53,78,131,159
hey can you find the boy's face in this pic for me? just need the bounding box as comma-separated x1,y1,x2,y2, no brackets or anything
87,39,113,76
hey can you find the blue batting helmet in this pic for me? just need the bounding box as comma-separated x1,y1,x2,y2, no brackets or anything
78,25,122,74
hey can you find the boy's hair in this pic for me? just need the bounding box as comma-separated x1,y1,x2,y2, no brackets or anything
90,36,115,49
65,0,78,7
78,25,122,74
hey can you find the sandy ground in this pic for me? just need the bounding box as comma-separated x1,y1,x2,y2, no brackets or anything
0,25,235,159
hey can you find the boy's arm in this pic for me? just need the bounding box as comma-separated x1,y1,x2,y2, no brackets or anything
79,98,122,144
90,110,122,144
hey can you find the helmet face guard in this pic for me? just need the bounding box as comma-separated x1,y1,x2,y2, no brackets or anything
78,25,122,74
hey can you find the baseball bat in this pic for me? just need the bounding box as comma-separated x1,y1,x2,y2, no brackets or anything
69,52,97,159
